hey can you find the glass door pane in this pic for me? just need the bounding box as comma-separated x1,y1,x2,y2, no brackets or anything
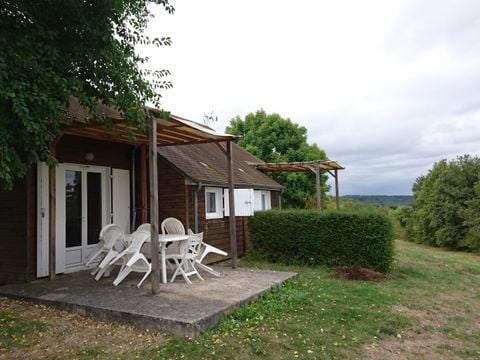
87,172,102,245
65,170,82,248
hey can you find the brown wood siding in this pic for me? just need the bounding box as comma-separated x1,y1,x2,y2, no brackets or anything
157,157,188,228
154,160,282,265
26,167,37,281
271,190,280,208
0,176,29,284
184,186,249,264
56,134,132,169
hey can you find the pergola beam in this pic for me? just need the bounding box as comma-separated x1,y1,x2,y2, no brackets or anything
250,159,344,210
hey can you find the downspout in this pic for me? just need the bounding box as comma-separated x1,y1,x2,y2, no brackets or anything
194,182,203,233
131,146,137,232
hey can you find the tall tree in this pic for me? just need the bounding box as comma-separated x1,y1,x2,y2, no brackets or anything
226,109,330,208
0,1,174,189
409,155,480,250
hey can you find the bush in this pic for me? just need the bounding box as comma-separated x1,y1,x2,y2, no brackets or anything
248,209,394,273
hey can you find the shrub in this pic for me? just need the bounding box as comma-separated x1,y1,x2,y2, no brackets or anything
248,209,394,273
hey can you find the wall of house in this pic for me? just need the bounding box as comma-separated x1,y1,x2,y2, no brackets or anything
56,135,132,169
139,155,282,265
0,135,134,285
0,168,36,284
271,191,280,208
186,186,281,264
157,157,189,230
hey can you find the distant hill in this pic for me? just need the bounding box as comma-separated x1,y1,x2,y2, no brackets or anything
341,195,413,207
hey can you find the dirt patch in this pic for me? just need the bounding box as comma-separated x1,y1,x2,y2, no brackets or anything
0,297,167,359
362,291,480,359
334,266,385,281
363,332,466,360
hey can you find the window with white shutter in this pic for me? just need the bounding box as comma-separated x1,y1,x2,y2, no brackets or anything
205,187,223,219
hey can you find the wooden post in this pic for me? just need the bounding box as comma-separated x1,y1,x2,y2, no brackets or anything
149,118,160,294
226,140,237,268
315,163,322,210
335,169,339,210
48,147,57,280
139,145,148,224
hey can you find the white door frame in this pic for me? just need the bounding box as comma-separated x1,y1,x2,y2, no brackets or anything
56,163,110,273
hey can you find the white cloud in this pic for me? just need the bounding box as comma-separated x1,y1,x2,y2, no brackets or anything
141,0,480,195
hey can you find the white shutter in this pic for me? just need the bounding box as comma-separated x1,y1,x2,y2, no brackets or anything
254,190,262,211
254,190,272,211
37,162,49,277
112,169,131,233
224,189,254,216
265,191,272,210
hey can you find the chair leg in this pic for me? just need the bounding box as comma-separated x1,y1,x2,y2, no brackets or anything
179,259,193,285
191,262,204,281
196,262,221,277
137,269,152,288
85,249,103,267
95,255,117,280
113,266,131,286
170,259,181,283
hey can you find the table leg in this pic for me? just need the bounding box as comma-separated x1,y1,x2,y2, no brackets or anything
161,243,167,283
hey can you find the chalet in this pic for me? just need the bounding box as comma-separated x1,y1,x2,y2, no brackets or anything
0,100,282,285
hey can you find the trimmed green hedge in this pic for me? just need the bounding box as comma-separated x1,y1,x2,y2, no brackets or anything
248,210,394,273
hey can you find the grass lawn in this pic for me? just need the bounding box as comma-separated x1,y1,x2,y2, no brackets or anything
1,239,480,359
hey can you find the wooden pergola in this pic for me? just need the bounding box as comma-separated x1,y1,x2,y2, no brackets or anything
247,160,345,209
49,98,238,294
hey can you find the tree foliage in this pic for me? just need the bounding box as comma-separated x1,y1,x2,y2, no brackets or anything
407,155,480,251
0,1,174,189
226,109,330,208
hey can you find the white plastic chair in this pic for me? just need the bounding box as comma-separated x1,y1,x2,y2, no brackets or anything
86,224,125,278
166,231,204,284
162,217,185,235
136,223,152,257
109,230,152,288
162,218,186,267
188,229,228,277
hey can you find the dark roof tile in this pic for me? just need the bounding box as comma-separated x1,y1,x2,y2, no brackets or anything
158,143,282,190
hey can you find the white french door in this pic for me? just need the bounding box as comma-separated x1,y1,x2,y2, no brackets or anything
37,163,131,276
56,164,109,273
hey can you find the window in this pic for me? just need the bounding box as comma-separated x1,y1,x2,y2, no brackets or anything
254,190,271,211
205,187,223,219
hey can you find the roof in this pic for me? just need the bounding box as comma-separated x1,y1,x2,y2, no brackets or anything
248,160,344,173
157,142,283,191
62,97,236,146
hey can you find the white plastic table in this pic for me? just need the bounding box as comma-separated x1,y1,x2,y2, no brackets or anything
147,234,189,284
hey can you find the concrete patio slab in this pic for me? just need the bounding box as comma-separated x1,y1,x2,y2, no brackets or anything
0,266,296,337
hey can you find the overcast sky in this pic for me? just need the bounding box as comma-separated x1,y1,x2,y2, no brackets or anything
141,0,480,195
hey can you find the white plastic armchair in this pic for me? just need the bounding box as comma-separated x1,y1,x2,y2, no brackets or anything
86,224,125,278
109,230,152,288
188,229,228,277
162,217,185,234
166,231,204,284
162,218,186,266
